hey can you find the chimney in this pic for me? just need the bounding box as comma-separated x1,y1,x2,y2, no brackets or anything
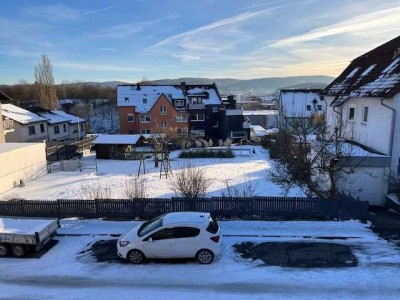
136,82,141,91
180,78,186,89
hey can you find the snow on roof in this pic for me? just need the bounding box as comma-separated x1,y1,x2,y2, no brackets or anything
280,89,324,117
37,111,69,124
1,103,46,124
323,35,400,100
50,110,85,124
243,110,278,116
117,84,222,111
117,85,185,111
59,99,74,105
163,212,209,226
250,125,268,137
93,134,144,145
226,109,244,116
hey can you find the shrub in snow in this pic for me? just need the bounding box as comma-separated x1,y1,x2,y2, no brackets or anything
221,178,258,198
78,179,112,199
124,176,147,199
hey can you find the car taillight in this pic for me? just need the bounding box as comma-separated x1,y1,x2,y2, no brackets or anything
210,236,220,243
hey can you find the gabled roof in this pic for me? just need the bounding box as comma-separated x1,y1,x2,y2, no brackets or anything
117,83,222,111
1,103,47,124
36,111,70,124
323,35,400,100
50,110,85,124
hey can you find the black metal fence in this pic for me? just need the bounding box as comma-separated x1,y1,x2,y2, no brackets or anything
0,197,368,221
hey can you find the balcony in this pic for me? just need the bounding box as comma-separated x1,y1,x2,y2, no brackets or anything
188,103,205,110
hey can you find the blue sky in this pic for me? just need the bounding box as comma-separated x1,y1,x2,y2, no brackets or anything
1,0,399,84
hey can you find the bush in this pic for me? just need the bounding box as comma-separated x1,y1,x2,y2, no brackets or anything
179,149,234,158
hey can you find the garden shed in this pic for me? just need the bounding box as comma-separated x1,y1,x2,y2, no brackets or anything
93,134,152,159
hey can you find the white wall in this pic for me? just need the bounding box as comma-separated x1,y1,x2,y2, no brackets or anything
0,143,47,194
391,93,400,176
337,167,389,206
69,122,86,139
5,122,48,143
47,122,70,141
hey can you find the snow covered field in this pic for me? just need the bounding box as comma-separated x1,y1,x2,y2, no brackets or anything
0,219,399,299
1,146,305,200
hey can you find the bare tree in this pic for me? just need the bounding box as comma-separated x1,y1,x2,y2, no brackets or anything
77,179,112,199
269,114,369,199
221,178,258,197
34,55,58,109
169,162,211,198
124,176,147,199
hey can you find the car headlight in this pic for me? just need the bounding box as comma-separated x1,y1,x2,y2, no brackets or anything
119,241,130,247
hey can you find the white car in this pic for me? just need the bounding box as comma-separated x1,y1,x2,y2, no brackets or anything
117,212,222,264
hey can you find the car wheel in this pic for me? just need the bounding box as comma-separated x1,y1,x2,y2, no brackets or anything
128,250,145,264
196,249,214,264
12,245,26,257
0,244,9,256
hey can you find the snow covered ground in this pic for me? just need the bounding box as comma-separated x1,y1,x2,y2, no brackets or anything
1,146,306,200
1,219,399,299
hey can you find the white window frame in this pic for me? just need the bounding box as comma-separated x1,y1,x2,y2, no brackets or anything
140,129,151,134
177,113,187,122
160,106,167,115
161,121,167,129
177,128,188,136
175,99,184,107
189,97,203,104
348,106,356,122
362,105,369,124
140,114,151,123
127,113,135,122
190,113,205,122
190,129,205,137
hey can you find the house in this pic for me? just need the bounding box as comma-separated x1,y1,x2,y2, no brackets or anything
34,109,71,141
322,35,400,206
1,103,48,143
243,110,278,129
118,82,238,140
50,110,86,139
278,89,325,127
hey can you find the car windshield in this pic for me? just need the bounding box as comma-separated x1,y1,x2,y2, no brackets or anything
137,215,164,237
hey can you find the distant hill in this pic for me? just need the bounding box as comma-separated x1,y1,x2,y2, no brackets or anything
74,76,335,96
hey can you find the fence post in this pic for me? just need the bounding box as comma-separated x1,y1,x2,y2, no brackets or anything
95,199,99,218
57,199,61,219
19,199,25,216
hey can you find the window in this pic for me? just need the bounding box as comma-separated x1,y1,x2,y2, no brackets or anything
143,98,147,104
160,106,167,115
175,100,184,107
149,228,176,241
190,113,205,121
212,106,218,113
206,216,219,234
317,105,322,111
362,106,369,123
128,130,135,134
161,121,167,128
190,129,205,137
177,113,187,122
40,124,45,133
54,125,60,134
63,124,67,132
127,113,134,122
173,227,200,239
28,125,36,135
140,129,151,134
306,105,311,111
140,114,151,123
348,107,356,121
137,215,164,237
177,128,188,135
189,97,203,104
124,97,129,102
361,64,376,77
346,67,360,78
80,124,84,131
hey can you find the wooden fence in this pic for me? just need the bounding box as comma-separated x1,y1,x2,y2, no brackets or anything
0,197,368,221
46,136,96,161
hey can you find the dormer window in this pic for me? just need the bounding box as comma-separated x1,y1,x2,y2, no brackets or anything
175,100,184,107
143,98,147,104
306,105,311,111
124,97,129,102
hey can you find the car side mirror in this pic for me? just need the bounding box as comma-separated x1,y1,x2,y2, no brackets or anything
148,237,153,243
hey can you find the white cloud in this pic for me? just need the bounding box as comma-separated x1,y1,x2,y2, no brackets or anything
269,7,400,48
88,21,158,39
171,54,201,62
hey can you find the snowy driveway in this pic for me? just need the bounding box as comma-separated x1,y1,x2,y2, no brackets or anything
1,220,400,299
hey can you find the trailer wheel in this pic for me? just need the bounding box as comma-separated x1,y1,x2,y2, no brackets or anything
0,244,9,256
12,245,26,257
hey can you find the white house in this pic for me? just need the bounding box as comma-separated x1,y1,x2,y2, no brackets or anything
50,110,86,139
322,35,400,206
1,103,48,143
278,89,325,127
36,111,71,141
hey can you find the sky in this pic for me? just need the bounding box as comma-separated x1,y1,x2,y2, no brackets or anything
1,0,399,84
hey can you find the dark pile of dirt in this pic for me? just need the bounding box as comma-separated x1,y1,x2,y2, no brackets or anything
233,242,358,268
